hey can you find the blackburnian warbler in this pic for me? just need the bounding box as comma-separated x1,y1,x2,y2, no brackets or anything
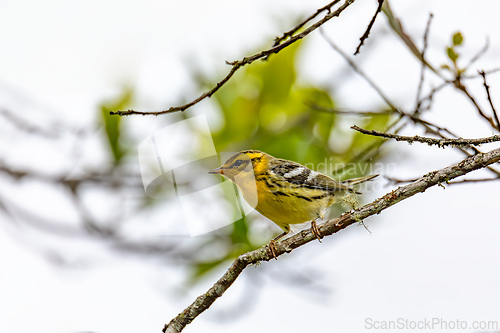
209,150,378,257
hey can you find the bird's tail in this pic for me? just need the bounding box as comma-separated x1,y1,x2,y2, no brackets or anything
341,174,379,186
341,174,379,194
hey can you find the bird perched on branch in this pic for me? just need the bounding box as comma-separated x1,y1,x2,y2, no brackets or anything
209,150,378,258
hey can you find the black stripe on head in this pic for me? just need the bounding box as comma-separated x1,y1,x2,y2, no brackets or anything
251,156,262,164
223,151,265,169
229,158,249,169
223,152,252,169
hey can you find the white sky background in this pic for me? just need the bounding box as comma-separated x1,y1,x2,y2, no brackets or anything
1,1,500,332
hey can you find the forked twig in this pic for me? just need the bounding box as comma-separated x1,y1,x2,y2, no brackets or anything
354,0,385,55
479,70,500,131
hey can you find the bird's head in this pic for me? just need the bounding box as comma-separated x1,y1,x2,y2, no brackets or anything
208,150,272,183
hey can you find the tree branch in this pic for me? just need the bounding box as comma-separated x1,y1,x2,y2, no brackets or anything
1,108,85,138
351,125,500,147
479,70,500,131
110,0,357,117
272,0,341,47
385,175,500,185
453,79,498,130
415,13,433,113
321,31,400,111
381,0,438,74
354,0,384,55
307,104,394,116
163,147,500,333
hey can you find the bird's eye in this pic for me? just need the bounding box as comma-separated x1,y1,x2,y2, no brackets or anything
233,160,244,167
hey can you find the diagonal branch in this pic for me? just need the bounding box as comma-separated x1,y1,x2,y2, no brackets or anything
354,0,384,55
321,31,400,111
415,13,433,113
479,70,500,131
385,175,500,186
381,0,438,75
453,79,498,130
272,0,341,47
351,125,500,147
162,147,500,333
110,0,357,117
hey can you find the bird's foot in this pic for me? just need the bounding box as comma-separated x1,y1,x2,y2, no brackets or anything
268,240,278,260
310,220,323,243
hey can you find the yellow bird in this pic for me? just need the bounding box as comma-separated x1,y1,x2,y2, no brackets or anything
209,150,377,257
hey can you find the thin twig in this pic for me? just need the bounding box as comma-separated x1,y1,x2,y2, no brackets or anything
321,31,399,111
384,175,500,186
478,70,500,131
416,81,448,113
272,0,341,47
447,177,500,184
381,0,438,75
354,0,384,55
417,69,500,113
308,104,393,116
383,175,418,185
0,160,142,188
0,108,80,139
466,37,490,69
453,79,497,129
163,147,500,333
110,0,356,117
330,114,405,176
351,125,500,147
415,13,433,113
462,67,500,79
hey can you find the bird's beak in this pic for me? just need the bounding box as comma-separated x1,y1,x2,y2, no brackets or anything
208,167,224,174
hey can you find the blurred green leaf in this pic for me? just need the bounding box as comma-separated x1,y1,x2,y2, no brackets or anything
190,258,227,283
350,113,391,160
452,32,463,46
231,215,251,246
100,89,133,164
446,46,459,62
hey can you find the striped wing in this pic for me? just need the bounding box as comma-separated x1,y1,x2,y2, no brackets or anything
268,159,350,193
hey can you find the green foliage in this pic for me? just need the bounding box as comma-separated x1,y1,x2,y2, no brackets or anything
100,89,133,164
190,258,228,283
351,113,391,154
446,46,459,62
452,32,463,46
210,40,391,169
442,31,465,76
211,42,341,166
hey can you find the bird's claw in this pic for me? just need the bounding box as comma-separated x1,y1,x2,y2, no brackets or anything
268,240,278,260
311,220,323,243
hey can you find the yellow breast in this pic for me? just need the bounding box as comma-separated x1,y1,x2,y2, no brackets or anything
251,179,335,228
